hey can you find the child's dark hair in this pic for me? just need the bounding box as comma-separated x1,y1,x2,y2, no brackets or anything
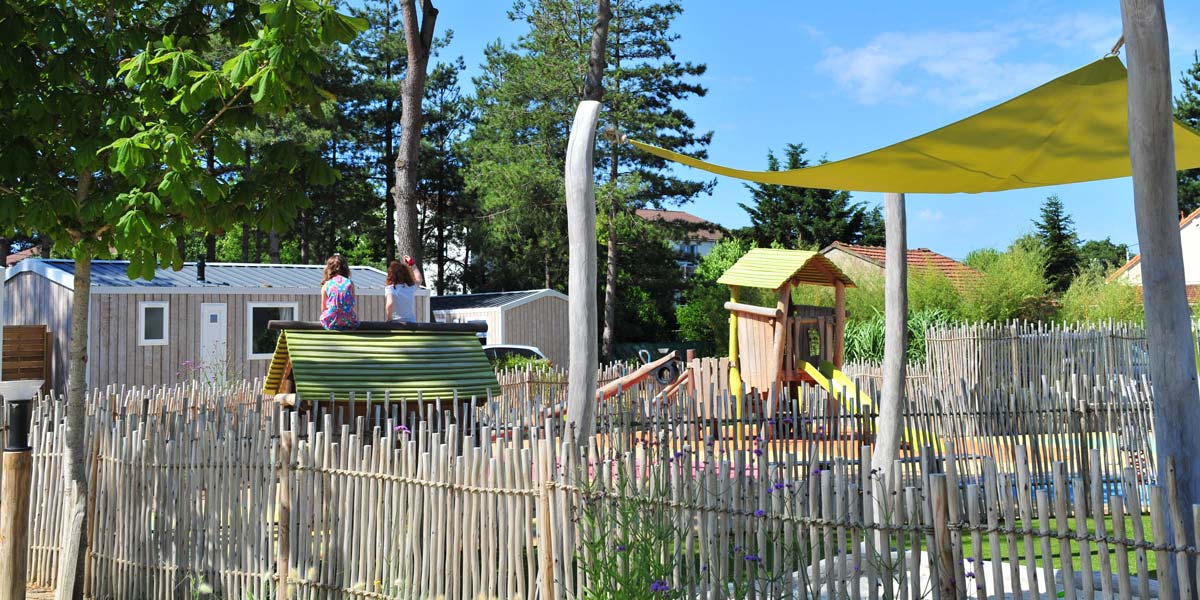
386,260,415,286
322,254,351,286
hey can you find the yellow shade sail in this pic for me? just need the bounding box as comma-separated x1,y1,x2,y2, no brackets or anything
630,57,1200,194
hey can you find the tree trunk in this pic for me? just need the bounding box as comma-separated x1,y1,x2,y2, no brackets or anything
254,228,264,263
204,234,216,263
55,247,91,600
564,0,610,441
601,209,618,361
392,0,438,267
268,231,281,264
385,104,397,263
436,183,446,295
1122,0,1200,557
564,101,603,440
241,223,250,263
872,192,907,484
175,235,185,262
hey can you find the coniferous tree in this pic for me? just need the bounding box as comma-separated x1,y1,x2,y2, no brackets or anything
1176,52,1200,215
1032,194,1080,293
740,144,883,249
596,0,712,359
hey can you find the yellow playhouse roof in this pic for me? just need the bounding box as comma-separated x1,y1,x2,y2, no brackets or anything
630,57,1200,194
718,248,854,290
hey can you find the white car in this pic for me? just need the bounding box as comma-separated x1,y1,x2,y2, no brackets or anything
482,344,548,363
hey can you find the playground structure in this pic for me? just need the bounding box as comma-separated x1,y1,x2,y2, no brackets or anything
718,248,853,403
261,320,499,418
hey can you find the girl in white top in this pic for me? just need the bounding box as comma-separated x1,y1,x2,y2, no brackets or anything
385,255,424,322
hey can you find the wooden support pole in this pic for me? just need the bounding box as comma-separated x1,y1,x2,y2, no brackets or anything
1121,0,1200,553
727,286,743,408
929,474,958,600
833,279,846,368
872,192,908,480
276,414,294,600
0,395,33,600
564,100,602,440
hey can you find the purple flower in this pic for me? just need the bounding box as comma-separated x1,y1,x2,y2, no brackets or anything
650,580,671,593
754,509,766,518
854,565,862,573
615,544,627,553
966,572,976,579
394,425,410,434
753,448,763,456
733,545,742,553
744,554,762,563
773,482,786,490
965,557,974,563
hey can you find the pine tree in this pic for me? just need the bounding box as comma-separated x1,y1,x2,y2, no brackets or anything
597,0,711,358
1176,52,1200,215
1032,195,1080,293
740,144,881,249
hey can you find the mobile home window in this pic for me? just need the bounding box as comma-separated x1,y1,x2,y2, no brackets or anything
138,301,169,346
247,302,298,359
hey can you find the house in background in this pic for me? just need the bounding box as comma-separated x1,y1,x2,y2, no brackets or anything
431,289,569,365
820,242,980,288
1109,207,1200,301
636,209,725,279
3,259,429,393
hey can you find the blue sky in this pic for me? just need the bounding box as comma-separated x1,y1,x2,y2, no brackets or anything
431,0,1200,260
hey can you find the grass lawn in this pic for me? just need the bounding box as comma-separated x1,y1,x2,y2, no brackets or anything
956,513,1158,580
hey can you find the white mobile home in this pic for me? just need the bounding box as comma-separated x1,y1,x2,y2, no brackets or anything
432,289,568,366
3,259,430,393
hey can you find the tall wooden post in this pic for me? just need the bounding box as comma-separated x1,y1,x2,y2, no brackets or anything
727,286,742,410
0,395,33,600
1121,0,1200,551
564,101,602,439
872,192,908,482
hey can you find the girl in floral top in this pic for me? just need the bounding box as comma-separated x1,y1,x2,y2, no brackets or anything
320,254,359,330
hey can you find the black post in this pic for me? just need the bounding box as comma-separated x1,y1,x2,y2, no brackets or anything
1,394,34,600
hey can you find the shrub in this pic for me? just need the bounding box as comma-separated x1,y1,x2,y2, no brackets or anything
676,238,772,350
1058,270,1144,323
961,244,1050,322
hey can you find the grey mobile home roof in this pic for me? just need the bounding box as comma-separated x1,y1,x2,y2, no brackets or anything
10,259,389,290
430,290,549,311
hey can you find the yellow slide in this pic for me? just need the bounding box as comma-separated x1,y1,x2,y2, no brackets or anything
800,361,943,453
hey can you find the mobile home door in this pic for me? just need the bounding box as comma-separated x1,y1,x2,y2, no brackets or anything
199,303,228,384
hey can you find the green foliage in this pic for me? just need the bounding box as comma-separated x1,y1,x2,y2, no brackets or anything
608,216,684,341
964,248,1001,271
1078,237,1130,273
0,0,365,274
1058,270,1144,323
842,308,957,364
675,238,771,349
575,475,681,599
961,243,1051,322
740,144,884,249
491,354,553,372
1176,51,1200,215
1032,195,1080,293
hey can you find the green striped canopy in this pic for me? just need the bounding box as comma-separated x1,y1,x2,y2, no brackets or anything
263,329,500,402
718,248,855,290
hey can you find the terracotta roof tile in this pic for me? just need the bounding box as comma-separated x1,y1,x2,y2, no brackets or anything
823,242,980,286
5,247,39,267
635,209,724,242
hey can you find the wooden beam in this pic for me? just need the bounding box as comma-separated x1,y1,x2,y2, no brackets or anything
723,301,782,320
872,192,908,481
1121,0,1200,553
834,280,846,368
770,285,791,404
563,100,602,439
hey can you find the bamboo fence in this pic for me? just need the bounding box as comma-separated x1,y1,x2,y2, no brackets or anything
4,374,1179,599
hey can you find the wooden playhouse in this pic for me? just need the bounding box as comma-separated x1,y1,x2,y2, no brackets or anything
719,248,855,399
262,321,500,418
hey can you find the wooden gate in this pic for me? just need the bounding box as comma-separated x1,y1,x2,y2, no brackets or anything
3,325,51,391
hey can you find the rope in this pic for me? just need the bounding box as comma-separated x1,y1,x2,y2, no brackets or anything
291,464,542,497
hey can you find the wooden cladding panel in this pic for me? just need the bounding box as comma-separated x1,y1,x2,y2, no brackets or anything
504,297,569,366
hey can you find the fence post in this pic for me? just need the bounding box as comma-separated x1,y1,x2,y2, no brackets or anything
276,410,294,600
0,395,34,600
929,474,958,600
538,481,556,600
